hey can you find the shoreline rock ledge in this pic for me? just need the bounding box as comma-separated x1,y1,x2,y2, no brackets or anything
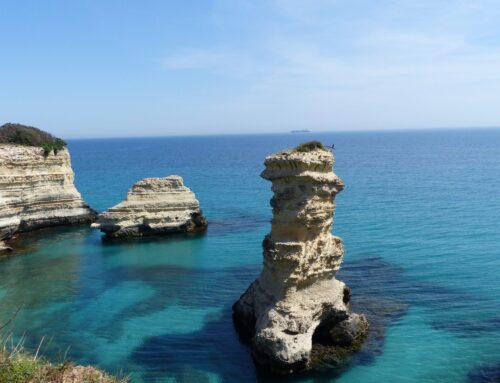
93,176,207,238
233,142,368,374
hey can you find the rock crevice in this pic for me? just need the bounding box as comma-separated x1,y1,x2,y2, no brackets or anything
233,145,368,374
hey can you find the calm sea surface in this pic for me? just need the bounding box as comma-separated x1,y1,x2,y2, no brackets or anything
1,129,499,383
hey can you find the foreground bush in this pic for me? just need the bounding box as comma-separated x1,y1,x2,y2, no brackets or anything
0,335,127,383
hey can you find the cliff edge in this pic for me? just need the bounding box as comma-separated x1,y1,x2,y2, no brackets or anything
233,141,368,374
0,124,95,252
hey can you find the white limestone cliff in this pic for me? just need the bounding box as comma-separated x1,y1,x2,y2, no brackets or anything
93,176,207,238
233,143,368,374
0,144,96,252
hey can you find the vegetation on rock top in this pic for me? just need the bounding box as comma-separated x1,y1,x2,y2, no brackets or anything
0,123,66,155
293,141,324,153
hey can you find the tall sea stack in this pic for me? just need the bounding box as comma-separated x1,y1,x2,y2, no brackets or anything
233,142,368,374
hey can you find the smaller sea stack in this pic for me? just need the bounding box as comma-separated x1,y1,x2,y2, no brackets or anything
93,176,207,238
233,141,368,374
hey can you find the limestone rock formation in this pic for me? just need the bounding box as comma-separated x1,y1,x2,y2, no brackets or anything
233,142,368,374
93,176,207,238
0,144,96,252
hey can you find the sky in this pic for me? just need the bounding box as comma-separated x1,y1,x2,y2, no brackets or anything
1,0,500,138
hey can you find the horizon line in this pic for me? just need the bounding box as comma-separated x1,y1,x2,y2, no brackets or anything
64,125,500,141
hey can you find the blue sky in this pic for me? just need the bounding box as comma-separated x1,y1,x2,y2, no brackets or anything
1,0,499,138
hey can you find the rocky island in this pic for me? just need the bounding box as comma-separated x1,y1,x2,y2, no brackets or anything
233,141,368,374
93,176,207,238
0,123,96,253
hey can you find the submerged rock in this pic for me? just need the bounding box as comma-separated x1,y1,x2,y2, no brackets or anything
0,140,96,253
233,143,368,374
93,176,207,238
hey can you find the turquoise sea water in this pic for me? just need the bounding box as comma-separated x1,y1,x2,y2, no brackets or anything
1,129,499,383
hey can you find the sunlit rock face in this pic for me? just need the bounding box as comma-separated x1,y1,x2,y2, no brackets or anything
233,145,368,374
93,176,207,238
0,144,96,252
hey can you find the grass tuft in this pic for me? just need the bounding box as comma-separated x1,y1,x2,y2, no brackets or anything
293,141,324,153
0,334,127,383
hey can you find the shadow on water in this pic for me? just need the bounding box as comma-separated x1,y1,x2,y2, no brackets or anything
131,305,365,383
131,305,257,382
339,257,500,339
99,230,208,248
130,294,408,383
468,363,500,383
432,316,500,337
128,259,412,383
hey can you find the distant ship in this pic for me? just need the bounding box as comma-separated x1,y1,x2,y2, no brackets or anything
290,129,311,133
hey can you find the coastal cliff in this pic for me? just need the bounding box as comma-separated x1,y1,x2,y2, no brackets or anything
233,142,368,374
0,144,96,252
93,176,207,238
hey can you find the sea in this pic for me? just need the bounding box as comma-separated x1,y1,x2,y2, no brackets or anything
0,129,499,383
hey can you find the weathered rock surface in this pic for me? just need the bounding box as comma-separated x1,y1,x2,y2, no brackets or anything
233,144,368,374
0,144,96,252
60,365,125,383
93,176,207,238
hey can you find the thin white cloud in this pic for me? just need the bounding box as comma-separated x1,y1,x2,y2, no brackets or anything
162,48,270,80
158,0,500,131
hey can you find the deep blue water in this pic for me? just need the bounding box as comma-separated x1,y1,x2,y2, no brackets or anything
1,129,500,383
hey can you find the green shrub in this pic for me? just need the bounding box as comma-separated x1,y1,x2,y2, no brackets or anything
0,335,128,382
0,123,66,155
0,357,43,383
294,141,324,152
